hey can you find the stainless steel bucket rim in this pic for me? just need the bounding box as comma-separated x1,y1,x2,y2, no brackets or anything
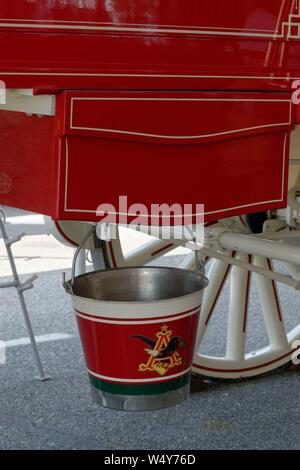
64,266,208,305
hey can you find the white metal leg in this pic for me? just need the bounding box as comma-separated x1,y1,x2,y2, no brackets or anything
0,210,49,381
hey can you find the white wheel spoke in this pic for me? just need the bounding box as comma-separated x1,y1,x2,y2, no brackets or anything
253,256,288,351
226,253,251,362
195,254,233,350
107,237,177,268
125,240,177,266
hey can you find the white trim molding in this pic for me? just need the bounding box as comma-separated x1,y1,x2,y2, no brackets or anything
1,72,300,83
0,20,282,38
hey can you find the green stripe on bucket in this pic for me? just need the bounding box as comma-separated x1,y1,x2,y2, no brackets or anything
89,373,190,396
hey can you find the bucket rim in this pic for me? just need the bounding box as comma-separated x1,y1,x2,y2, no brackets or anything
64,266,208,305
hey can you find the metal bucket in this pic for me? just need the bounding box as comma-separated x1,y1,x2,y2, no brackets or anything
63,230,208,411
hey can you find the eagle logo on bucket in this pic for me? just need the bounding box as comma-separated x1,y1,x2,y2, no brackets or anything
132,325,188,376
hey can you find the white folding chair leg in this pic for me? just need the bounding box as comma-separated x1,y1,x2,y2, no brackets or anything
0,210,49,381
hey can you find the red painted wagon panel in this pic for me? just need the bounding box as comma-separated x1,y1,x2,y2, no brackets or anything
1,89,293,223
57,91,293,224
65,91,293,144
0,111,55,215
60,132,290,224
0,0,300,91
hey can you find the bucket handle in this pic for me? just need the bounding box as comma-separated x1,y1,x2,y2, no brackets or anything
62,223,206,293
62,225,96,294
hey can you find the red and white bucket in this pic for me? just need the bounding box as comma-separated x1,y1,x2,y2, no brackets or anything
64,234,208,411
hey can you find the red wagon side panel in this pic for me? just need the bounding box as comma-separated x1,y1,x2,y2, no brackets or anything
0,111,55,216
56,91,293,224
0,0,300,91
0,92,294,224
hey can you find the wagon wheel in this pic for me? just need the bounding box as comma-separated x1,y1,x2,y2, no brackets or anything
192,251,300,379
